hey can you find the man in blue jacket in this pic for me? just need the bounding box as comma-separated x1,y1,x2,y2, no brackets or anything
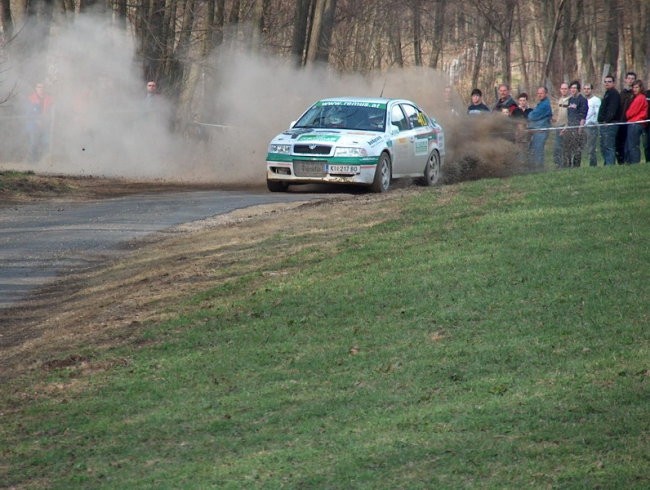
527,86,553,167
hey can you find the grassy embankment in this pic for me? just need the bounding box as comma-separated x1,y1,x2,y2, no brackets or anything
2,165,648,488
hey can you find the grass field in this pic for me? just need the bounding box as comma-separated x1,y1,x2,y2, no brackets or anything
2,164,649,488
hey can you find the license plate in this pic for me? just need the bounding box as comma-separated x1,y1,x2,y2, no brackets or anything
328,165,358,174
294,161,327,177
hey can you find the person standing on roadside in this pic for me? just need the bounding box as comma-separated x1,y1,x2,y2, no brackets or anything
467,88,490,115
597,75,621,166
493,84,517,115
583,83,601,166
563,81,588,168
616,72,636,163
512,93,533,157
144,80,159,111
552,82,570,167
624,80,648,164
25,82,54,163
527,86,552,167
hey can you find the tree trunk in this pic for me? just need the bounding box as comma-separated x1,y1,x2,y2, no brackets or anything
306,0,326,63
542,0,567,87
114,0,127,30
428,0,446,69
314,0,337,64
250,0,268,52
576,0,595,84
515,2,530,91
602,0,619,77
0,0,14,41
471,19,490,90
292,0,311,66
388,16,404,67
412,0,422,66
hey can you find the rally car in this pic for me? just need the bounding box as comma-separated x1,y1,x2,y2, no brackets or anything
266,97,445,192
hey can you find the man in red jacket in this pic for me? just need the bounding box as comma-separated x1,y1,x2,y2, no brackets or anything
26,82,54,162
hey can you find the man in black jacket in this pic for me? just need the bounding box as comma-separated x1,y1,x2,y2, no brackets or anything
563,81,588,167
616,72,636,163
597,75,621,166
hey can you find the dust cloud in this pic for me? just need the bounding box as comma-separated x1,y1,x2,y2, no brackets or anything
0,15,523,186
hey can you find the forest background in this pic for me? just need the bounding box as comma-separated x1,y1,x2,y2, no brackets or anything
0,0,648,181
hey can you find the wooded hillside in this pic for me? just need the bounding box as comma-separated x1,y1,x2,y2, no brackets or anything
1,0,648,128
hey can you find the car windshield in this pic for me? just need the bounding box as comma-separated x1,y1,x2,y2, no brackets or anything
294,101,387,132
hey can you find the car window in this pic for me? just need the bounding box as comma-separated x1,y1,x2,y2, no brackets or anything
401,104,428,128
390,105,409,132
294,103,387,131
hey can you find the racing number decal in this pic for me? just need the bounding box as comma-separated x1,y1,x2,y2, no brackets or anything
414,138,429,156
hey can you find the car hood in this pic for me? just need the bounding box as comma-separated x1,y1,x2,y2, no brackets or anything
273,128,383,146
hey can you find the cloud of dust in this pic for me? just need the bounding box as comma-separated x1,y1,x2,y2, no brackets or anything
0,15,524,185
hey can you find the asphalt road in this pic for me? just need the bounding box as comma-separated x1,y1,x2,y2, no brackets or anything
0,189,331,309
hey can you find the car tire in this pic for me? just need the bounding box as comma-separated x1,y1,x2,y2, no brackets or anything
423,150,441,186
267,180,288,192
370,153,391,193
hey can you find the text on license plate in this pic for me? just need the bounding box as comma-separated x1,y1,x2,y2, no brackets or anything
328,165,358,174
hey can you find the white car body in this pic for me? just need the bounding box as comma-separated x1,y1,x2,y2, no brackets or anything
266,97,445,192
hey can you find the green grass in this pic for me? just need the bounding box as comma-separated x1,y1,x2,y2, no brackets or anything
2,165,649,488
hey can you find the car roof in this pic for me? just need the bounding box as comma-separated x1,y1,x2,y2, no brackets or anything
317,96,412,105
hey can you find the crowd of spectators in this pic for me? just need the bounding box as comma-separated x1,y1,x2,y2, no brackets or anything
466,73,650,167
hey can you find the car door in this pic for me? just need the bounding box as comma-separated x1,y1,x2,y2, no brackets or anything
399,103,431,175
388,103,417,176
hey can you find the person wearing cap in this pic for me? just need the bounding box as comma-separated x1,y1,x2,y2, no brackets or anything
467,88,490,115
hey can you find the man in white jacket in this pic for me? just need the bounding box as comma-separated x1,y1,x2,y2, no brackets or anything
583,83,601,166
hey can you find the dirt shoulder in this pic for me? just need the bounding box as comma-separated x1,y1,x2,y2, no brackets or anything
0,172,437,381
0,171,260,204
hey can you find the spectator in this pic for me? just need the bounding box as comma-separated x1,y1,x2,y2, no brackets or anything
493,84,517,115
552,82,570,167
145,80,159,106
597,75,621,166
26,82,54,163
467,88,490,115
512,92,533,156
563,80,588,168
583,82,601,166
624,80,648,164
512,93,533,118
616,72,636,163
527,86,552,167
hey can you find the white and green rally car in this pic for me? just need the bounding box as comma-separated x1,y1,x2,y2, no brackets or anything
266,97,445,193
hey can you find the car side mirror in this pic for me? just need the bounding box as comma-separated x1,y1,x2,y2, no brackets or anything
390,124,400,135
289,121,297,129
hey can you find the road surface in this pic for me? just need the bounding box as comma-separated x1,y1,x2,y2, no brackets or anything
0,189,332,309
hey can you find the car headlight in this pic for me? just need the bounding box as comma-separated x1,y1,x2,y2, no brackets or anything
269,143,292,154
334,147,367,157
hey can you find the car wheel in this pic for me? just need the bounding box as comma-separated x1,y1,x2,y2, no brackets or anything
370,153,391,193
423,150,441,186
267,180,288,192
